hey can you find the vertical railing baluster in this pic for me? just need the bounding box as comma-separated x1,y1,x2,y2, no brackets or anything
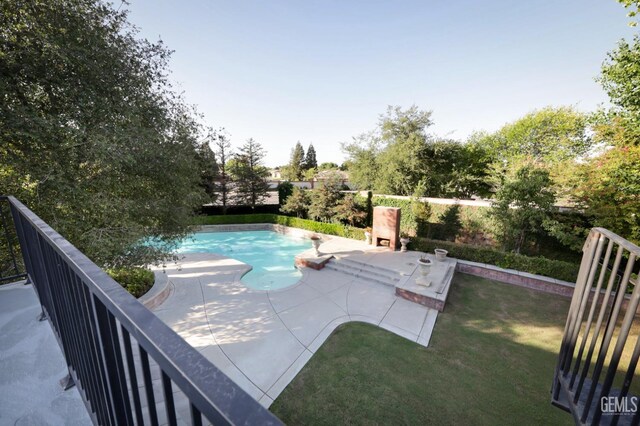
62,263,102,421
39,238,76,385
582,253,638,423
121,327,145,426
560,232,603,377
191,403,203,426
162,371,178,426
80,279,113,425
592,254,639,425
611,333,640,426
140,346,160,426
570,238,614,389
574,244,625,402
93,298,134,425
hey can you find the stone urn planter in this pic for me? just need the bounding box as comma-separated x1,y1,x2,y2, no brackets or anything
434,249,448,262
364,230,372,245
310,235,322,257
417,257,432,286
400,237,411,252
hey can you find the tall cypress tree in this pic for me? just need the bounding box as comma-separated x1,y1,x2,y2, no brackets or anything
304,143,318,170
286,141,305,180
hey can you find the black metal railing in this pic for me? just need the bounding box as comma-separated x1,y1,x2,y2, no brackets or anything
552,227,640,425
3,196,282,425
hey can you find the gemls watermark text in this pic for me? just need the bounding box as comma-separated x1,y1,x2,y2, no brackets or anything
601,396,639,416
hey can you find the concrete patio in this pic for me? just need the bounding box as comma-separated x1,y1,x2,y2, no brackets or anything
151,239,440,408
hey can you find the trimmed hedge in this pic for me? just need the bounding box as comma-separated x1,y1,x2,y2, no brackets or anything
193,214,276,225
107,267,155,298
411,238,579,283
199,204,280,215
273,216,365,240
194,214,365,241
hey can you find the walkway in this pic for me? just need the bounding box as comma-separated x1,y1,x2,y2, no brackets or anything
0,282,91,426
151,245,438,408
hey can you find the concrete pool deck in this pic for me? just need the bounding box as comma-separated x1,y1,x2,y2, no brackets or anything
151,236,440,408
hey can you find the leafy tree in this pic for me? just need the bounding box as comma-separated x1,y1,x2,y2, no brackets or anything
280,187,310,218
341,131,380,190
0,0,206,268
618,0,640,26
421,138,492,198
319,162,339,170
213,130,233,214
303,168,317,181
304,143,318,170
598,35,640,146
284,142,305,180
308,173,344,222
574,145,640,244
343,105,490,198
478,107,591,168
375,106,434,195
342,105,432,195
230,138,270,208
333,193,367,227
559,2,640,245
490,165,556,253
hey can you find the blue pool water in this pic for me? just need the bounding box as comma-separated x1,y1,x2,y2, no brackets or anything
176,231,310,290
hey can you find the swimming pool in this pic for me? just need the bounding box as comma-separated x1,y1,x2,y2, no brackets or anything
176,231,310,290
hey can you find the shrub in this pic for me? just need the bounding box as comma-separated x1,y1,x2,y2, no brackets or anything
334,193,367,227
277,181,294,205
412,238,579,282
431,205,463,241
280,187,310,218
107,267,155,298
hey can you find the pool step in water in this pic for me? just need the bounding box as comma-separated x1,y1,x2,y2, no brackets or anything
325,258,400,287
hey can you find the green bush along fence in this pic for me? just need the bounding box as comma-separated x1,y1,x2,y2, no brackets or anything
411,238,579,283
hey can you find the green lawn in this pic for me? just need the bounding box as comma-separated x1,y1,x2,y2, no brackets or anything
270,273,574,425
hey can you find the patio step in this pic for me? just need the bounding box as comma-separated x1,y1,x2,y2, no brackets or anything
325,258,400,287
334,257,401,281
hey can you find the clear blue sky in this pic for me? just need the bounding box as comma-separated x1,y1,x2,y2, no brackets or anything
125,0,636,167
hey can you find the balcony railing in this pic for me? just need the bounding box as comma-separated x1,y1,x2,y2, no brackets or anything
1,196,282,425
552,227,640,425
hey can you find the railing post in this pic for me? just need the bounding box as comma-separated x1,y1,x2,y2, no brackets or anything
552,227,640,425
